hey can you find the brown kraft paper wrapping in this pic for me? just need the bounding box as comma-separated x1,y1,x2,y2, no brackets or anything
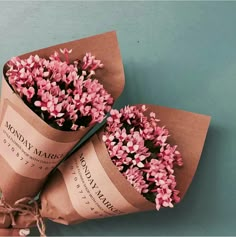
0,213,11,228
0,31,125,205
39,104,210,225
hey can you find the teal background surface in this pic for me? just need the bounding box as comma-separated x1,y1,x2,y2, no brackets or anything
0,1,236,236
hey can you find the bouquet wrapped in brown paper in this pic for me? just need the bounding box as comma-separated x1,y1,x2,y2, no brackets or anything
0,31,125,208
37,104,210,227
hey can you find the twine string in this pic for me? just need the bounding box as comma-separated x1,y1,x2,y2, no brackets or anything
0,196,46,237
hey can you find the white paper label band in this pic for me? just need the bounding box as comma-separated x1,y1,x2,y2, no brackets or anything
0,100,77,179
59,140,142,220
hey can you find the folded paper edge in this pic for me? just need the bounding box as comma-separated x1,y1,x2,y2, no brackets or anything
18,31,117,58
2,31,125,100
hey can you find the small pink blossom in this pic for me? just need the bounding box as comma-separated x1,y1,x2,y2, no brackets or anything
82,53,104,71
55,118,65,127
60,48,72,54
124,167,149,194
71,124,78,131
48,103,64,118
22,87,35,101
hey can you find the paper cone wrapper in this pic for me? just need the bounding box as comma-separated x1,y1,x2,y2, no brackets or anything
39,104,210,225
0,31,125,204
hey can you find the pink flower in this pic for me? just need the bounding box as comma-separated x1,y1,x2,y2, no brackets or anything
124,167,149,194
115,128,127,140
155,185,174,210
132,153,148,168
22,87,35,101
59,48,72,64
55,118,65,127
71,124,78,131
126,141,139,153
60,48,72,54
48,103,64,118
82,53,104,71
49,51,60,61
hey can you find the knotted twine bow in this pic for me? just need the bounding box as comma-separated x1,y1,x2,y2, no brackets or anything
0,195,46,237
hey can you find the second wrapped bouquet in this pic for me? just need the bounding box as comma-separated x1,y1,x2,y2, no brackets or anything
39,104,210,225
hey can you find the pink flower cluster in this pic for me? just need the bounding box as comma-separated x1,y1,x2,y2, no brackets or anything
103,105,183,210
6,50,113,131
